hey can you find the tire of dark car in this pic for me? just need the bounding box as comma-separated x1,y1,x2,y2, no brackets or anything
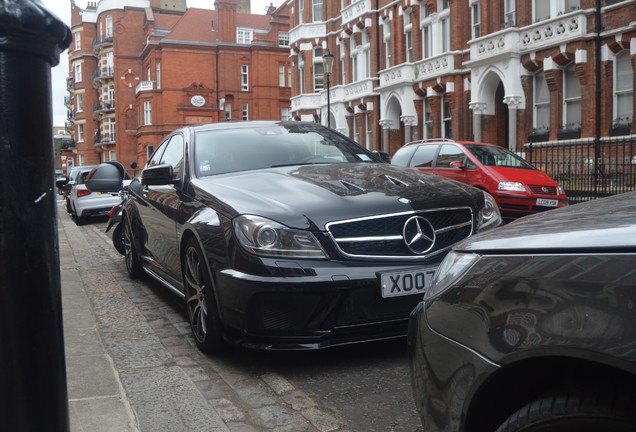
123,214,143,278
494,386,636,432
183,237,224,354
112,223,125,256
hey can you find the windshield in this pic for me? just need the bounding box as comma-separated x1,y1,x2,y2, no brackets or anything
465,144,536,170
194,123,377,177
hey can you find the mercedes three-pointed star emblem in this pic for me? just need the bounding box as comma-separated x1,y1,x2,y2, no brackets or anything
403,216,436,254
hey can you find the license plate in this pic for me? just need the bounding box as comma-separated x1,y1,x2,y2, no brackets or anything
536,198,558,207
380,267,438,298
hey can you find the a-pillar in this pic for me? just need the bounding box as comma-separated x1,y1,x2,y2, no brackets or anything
469,102,487,142
379,119,393,153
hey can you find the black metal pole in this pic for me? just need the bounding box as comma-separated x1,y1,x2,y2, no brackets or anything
0,1,72,431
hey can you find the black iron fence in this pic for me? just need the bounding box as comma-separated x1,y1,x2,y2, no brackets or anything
523,136,636,204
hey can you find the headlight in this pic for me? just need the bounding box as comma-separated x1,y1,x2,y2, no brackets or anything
477,191,502,231
498,181,526,192
233,215,328,259
425,251,479,300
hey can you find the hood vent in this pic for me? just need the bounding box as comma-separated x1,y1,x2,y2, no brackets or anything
339,180,366,193
383,175,409,188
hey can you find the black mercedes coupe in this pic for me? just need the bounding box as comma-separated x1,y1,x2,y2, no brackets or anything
89,121,502,353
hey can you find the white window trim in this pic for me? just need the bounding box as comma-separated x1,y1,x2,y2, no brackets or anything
143,101,152,125
241,65,249,91
562,64,581,127
614,50,634,124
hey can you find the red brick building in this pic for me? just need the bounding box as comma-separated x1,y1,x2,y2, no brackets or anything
288,0,635,155
64,0,291,175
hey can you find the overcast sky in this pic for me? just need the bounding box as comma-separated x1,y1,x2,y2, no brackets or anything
42,0,282,126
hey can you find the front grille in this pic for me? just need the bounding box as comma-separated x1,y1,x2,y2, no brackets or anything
528,185,557,195
326,208,473,260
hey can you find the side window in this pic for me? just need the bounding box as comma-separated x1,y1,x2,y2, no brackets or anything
390,146,416,167
410,145,438,168
147,141,167,168
435,144,464,168
160,134,184,180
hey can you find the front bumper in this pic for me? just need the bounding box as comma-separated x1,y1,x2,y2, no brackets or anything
214,260,438,350
495,193,568,221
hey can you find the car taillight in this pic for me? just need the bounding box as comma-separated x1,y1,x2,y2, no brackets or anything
77,189,92,198
107,204,121,218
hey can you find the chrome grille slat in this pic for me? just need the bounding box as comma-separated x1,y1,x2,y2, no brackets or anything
326,207,474,260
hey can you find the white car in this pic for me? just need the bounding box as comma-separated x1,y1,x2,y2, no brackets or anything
68,165,129,225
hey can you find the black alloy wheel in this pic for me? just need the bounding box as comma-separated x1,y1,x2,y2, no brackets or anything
112,222,125,256
183,238,223,354
495,386,636,432
123,214,143,278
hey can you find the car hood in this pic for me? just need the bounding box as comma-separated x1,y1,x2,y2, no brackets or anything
455,191,636,252
192,163,483,230
484,166,559,186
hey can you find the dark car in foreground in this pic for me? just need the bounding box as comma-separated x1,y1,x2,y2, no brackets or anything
88,121,502,353
391,140,568,222
408,191,636,431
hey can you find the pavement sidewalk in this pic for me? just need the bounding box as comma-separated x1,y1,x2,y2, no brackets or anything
58,201,140,432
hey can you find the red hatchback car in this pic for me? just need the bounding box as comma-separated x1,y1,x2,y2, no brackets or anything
391,139,568,222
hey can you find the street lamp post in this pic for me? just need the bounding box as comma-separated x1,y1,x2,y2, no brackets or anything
323,49,334,129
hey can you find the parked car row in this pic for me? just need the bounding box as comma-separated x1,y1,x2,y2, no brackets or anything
82,123,633,432
56,165,130,226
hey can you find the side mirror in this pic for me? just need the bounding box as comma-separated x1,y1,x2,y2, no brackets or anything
142,164,174,186
55,176,69,189
449,161,465,169
85,161,125,192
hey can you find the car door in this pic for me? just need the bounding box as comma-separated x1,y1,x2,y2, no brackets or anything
431,144,471,185
137,134,185,286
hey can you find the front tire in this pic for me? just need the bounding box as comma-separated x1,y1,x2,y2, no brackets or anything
495,386,636,432
112,222,126,256
183,238,223,354
123,214,143,278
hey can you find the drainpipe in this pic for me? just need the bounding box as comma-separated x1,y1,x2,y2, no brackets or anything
594,0,602,194
375,0,382,152
0,1,72,431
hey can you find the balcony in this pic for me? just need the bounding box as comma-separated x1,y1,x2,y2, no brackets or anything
93,100,115,114
377,63,417,91
93,132,115,146
135,80,154,94
67,109,75,119
64,121,73,130
291,93,322,112
64,95,72,107
92,36,113,52
66,77,75,91
93,66,114,83
289,22,326,45
341,0,372,26
466,9,588,67
414,53,455,83
341,78,375,102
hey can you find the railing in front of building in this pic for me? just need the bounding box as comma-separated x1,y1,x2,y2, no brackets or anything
93,133,115,145
468,9,587,62
93,100,115,113
93,66,114,82
523,135,636,204
92,36,113,52
289,22,326,46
